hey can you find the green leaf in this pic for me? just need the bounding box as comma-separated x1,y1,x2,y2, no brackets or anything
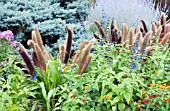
102,80,108,89
39,82,47,101
31,100,40,111
101,88,108,96
111,96,120,105
123,92,131,104
112,106,116,111
48,89,54,101
118,102,125,111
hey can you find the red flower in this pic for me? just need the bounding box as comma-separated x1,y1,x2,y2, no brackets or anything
142,95,145,99
141,76,145,79
149,94,153,99
82,99,86,103
143,100,149,104
148,82,151,85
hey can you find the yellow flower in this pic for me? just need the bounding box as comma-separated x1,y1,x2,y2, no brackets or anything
70,92,73,95
155,71,158,75
120,44,123,47
163,83,167,87
67,63,71,67
64,67,68,71
106,95,110,99
151,103,155,106
168,86,170,90
159,85,166,90
151,83,156,87
84,86,89,90
100,96,104,100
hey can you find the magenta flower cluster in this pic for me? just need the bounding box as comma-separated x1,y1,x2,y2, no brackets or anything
0,30,14,41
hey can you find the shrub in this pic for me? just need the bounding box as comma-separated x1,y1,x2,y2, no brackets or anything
0,0,90,53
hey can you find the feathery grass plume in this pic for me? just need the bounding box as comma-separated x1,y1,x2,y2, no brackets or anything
73,40,89,63
160,13,165,25
160,13,167,27
161,31,170,46
80,54,93,75
19,44,29,56
94,20,107,40
122,23,128,47
140,31,152,53
156,21,161,29
19,50,35,75
93,33,100,40
59,44,65,63
45,51,51,60
35,43,46,72
27,40,35,51
155,26,162,37
32,31,37,43
140,20,148,33
32,51,39,67
78,43,92,69
164,24,170,34
136,32,142,48
111,28,122,43
128,27,133,50
34,26,44,53
136,25,141,34
152,23,156,36
64,27,72,64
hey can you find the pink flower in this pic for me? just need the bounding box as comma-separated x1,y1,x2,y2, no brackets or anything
0,62,5,65
0,30,14,41
10,41,17,47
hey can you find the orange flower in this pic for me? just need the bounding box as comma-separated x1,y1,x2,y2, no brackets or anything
164,98,169,102
72,94,76,98
138,100,142,104
64,67,68,71
142,92,145,95
151,103,155,106
142,61,146,64
100,96,104,100
136,104,141,109
151,37,154,41
159,38,163,42
84,86,89,90
142,88,145,91
106,95,110,99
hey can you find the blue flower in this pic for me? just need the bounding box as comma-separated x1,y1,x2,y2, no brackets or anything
134,40,139,45
132,46,138,51
130,63,137,69
130,55,135,59
30,74,38,80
